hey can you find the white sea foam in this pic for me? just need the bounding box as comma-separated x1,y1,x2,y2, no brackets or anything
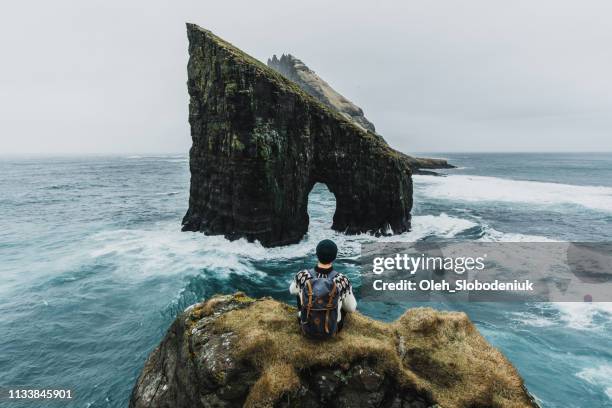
89,225,260,280
77,172,590,288
81,212,481,282
509,302,612,331
408,213,477,239
478,227,557,242
298,213,480,260
414,174,612,213
552,302,612,331
576,364,612,399
83,209,557,283
510,311,556,328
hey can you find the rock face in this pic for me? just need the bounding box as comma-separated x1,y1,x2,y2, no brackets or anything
400,154,454,174
130,293,539,408
267,54,376,133
182,24,413,247
267,54,454,174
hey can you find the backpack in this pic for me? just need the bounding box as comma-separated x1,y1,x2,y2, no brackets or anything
299,270,340,338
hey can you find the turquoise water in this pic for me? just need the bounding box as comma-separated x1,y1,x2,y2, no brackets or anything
1,153,611,407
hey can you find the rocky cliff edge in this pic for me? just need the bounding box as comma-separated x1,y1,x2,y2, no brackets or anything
130,293,538,408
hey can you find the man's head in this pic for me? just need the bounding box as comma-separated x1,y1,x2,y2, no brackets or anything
316,239,338,265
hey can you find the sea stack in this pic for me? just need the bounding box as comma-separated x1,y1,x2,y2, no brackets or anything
182,24,413,247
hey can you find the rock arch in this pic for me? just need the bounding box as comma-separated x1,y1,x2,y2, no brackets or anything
182,24,413,247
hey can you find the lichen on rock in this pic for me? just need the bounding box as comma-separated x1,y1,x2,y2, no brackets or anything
130,293,539,408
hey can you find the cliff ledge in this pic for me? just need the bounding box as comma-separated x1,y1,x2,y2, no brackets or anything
130,293,538,408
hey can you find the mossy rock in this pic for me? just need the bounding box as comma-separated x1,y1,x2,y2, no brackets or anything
130,293,539,408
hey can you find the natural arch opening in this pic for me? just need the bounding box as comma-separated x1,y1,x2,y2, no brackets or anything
306,183,337,232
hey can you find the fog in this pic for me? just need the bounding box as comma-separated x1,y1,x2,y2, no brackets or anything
1,0,611,154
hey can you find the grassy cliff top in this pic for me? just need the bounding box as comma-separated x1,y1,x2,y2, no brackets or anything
187,293,537,408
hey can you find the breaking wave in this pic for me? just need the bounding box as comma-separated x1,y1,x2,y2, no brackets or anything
414,174,612,213
576,364,612,400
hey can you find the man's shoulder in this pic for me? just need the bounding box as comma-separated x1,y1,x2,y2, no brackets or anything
294,269,352,286
332,272,352,290
294,269,312,285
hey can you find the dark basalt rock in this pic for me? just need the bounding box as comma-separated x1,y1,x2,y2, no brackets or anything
182,24,413,247
401,155,455,173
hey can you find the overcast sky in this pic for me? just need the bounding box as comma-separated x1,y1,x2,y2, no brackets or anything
1,0,611,154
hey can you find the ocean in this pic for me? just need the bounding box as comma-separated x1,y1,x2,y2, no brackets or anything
0,153,611,407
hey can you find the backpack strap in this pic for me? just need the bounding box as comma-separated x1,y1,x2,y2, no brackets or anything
305,279,313,319
324,282,337,334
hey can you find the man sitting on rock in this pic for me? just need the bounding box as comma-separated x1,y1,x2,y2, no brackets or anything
289,239,357,337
